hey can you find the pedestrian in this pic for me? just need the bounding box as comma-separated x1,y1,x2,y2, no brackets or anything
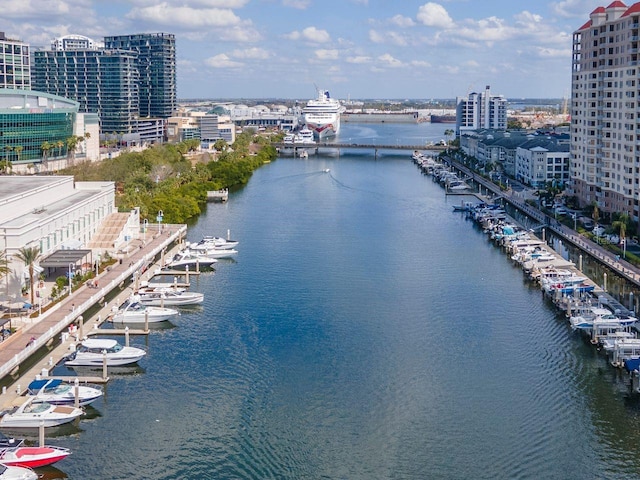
71,303,75,312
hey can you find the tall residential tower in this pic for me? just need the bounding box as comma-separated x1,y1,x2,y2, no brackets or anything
571,1,640,222
456,85,507,135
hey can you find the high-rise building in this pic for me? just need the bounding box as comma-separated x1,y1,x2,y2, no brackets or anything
456,85,507,135
33,47,139,134
104,33,176,119
0,32,30,89
571,2,640,222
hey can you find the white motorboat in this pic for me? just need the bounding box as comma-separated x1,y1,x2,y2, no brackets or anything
295,127,315,144
184,247,237,259
26,378,103,407
0,464,37,480
191,235,239,250
136,287,204,306
166,250,218,269
65,338,146,366
111,297,179,323
0,397,83,429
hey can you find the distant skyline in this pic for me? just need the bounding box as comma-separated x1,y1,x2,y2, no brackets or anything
3,0,611,100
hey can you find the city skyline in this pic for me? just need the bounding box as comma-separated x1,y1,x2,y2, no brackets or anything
3,0,608,100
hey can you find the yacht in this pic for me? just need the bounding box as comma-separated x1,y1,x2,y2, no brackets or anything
295,127,315,144
111,297,179,323
303,89,344,140
0,397,83,428
26,378,103,407
65,338,146,366
136,287,204,306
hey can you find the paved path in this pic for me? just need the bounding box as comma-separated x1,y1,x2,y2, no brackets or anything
0,224,186,382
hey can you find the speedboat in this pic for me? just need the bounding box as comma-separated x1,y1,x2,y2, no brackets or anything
0,397,83,428
0,464,37,480
65,338,146,367
166,250,218,269
190,235,239,250
136,287,204,306
0,445,71,468
26,378,103,407
111,297,179,324
184,247,237,259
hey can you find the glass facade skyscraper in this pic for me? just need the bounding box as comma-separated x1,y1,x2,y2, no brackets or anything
33,48,138,134
104,33,176,119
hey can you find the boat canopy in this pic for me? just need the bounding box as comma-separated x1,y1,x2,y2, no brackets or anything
27,379,63,392
81,339,118,349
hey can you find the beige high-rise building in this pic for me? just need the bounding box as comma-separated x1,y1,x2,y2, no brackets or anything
571,1,640,224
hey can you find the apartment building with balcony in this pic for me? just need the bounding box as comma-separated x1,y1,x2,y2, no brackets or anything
571,1,640,222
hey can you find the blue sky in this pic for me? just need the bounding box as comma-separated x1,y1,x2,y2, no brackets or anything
3,0,609,100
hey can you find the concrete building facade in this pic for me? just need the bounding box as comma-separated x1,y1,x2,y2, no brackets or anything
456,85,507,136
0,32,30,90
571,1,640,222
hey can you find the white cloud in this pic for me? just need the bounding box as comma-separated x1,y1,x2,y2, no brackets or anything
232,47,271,60
204,53,243,68
282,0,311,9
390,15,415,28
347,55,372,64
314,49,339,60
287,26,331,43
377,53,403,68
551,0,602,18
410,60,431,67
416,3,454,29
125,0,249,7
535,46,572,58
126,3,242,28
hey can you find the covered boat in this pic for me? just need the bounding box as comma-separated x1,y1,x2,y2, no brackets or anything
27,378,103,407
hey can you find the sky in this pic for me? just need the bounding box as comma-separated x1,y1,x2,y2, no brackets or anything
2,0,616,100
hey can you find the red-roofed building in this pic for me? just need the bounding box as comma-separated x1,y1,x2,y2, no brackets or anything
570,1,640,228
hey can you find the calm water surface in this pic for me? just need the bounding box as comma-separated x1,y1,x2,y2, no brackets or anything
52,123,640,479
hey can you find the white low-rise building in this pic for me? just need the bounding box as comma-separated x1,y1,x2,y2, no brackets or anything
0,176,115,297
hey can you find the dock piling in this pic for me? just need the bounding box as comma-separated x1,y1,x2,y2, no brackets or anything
39,421,45,447
74,378,79,408
102,351,108,380
125,327,130,347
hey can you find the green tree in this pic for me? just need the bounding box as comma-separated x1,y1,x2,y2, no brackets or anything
41,141,51,170
13,246,41,306
14,145,23,163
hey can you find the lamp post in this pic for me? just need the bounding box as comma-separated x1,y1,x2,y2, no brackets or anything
157,210,163,234
623,238,627,259
68,263,73,297
95,254,100,278
142,219,149,241
573,213,577,231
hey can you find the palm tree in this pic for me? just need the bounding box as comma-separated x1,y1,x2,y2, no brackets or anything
0,251,10,283
3,146,12,173
613,213,630,257
56,140,64,158
41,141,51,171
13,246,40,307
66,136,80,167
14,145,23,164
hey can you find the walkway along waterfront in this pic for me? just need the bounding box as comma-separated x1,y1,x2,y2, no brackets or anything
443,155,640,294
0,223,186,406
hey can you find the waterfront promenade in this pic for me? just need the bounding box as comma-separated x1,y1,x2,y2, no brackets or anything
0,223,186,404
447,157,640,290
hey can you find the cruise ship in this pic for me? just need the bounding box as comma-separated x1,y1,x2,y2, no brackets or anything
303,89,343,140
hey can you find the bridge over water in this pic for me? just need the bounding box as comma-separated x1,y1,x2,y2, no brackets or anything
274,142,450,158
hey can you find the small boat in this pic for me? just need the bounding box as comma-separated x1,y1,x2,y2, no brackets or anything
65,338,146,367
183,247,237,259
136,287,204,306
0,464,37,480
26,379,103,407
324,168,330,173
0,398,83,429
0,445,71,468
111,297,179,324
191,236,239,250
166,250,218,269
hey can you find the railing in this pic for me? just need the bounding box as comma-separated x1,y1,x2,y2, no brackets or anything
0,225,187,382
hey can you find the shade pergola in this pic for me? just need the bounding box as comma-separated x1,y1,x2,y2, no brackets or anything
39,249,93,269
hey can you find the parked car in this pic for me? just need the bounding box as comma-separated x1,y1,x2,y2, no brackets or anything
554,206,568,216
579,217,594,229
593,225,606,236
